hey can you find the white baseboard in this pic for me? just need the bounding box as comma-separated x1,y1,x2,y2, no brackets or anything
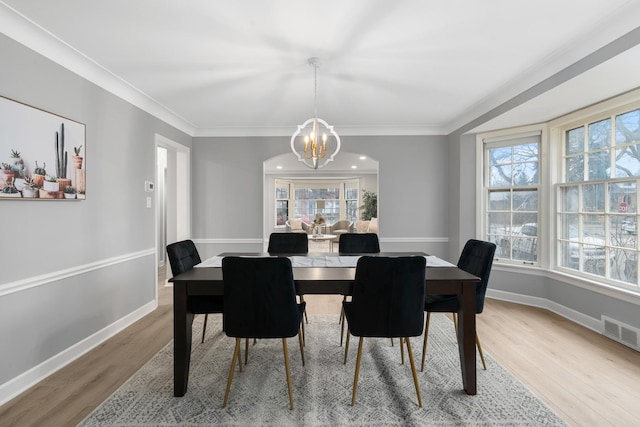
486,289,602,333
0,300,156,406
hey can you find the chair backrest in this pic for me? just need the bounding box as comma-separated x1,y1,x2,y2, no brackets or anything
348,256,426,337
285,218,309,233
331,219,352,231
267,232,309,254
166,239,201,276
339,233,380,253
457,239,496,313
222,257,302,338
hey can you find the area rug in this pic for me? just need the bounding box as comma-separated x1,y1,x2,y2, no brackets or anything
77,314,566,426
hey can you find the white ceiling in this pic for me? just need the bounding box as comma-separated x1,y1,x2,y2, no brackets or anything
2,0,640,137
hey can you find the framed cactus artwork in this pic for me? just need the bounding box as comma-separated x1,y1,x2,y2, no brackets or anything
0,95,86,200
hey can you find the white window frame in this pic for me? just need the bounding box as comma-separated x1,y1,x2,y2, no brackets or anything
344,179,360,223
274,179,292,227
477,125,547,267
551,93,640,292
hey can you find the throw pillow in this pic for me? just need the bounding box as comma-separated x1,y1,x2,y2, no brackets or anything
290,218,302,230
356,220,370,233
367,217,379,234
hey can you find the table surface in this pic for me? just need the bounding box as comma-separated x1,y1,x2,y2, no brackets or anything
170,251,480,397
308,234,336,240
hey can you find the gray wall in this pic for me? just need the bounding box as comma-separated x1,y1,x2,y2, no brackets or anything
0,34,190,395
191,135,451,259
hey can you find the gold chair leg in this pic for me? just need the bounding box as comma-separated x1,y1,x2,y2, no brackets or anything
339,296,347,346
390,337,394,346
436,313,487,370
298,327,305,366
340,309,345,346
201,314,208,343
301,318,306,346
282,338,294,410
222,338,241,408
400,337,405,365
351,337,364,406
343,328,351,364
421,312,431,372
244,338,249,365
300,295,308,324
476,332,487,370
404,337,423,408
452,313,459,335
339,296,348,346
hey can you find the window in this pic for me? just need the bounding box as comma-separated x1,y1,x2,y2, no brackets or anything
274,178,361,226
294,186,340,224
345,180,359,223
275,182,290,226
558,107,640,287
483,133,540,264
479,90,640,294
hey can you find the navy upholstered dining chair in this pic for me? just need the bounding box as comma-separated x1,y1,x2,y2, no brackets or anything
342,256,426,407
221,256,305,410
267,232,309,254
338,232,380,253
166,239,223,343
337,232,381,346
267,232,309,325
420,239,496,372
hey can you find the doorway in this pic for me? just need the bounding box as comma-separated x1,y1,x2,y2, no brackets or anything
155,134,191,287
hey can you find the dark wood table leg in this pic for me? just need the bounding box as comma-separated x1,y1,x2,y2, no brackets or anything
173,281,193,397
457,281,477,395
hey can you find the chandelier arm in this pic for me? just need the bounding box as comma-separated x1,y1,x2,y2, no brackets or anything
290,58,340,170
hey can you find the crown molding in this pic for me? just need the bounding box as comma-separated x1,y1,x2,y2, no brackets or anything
0,2,196,136
192,124,445,138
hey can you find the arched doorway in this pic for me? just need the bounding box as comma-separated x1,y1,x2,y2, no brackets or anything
263,151,378,247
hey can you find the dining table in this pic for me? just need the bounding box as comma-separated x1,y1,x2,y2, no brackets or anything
169,251,480,397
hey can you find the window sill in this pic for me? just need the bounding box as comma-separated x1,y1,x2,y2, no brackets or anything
493,262,640,305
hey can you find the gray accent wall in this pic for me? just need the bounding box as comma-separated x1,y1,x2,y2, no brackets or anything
0,34,190,396
191,135,451,258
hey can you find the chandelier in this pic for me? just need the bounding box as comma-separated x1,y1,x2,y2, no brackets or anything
290,57,341,169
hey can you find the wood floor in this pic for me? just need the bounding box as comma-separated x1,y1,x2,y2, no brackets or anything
1,267,639,426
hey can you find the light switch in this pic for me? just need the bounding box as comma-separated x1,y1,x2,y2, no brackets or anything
145,181,154,192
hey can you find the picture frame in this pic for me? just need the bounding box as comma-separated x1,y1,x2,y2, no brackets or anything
0,95,86,200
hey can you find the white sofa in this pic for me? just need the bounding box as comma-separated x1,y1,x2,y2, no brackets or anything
354,217,378,234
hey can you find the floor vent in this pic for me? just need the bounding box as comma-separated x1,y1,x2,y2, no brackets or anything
602,316,640,351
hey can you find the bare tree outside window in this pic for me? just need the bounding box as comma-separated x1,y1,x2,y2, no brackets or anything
485,138,540,263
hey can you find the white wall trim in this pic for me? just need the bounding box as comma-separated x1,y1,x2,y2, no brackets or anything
193,238,264,245
487,288,602,334
379,237,448,244
0,248,155,297
193,237,448,245
0,299,156,406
